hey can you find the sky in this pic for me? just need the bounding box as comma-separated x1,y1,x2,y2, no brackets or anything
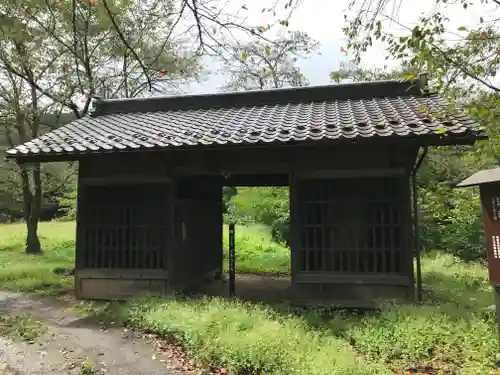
182,0,488,95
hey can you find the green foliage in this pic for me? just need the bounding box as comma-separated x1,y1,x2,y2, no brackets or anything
0,159,76,223
222,186,238,214
230,187,290,244
222,224,290,274
420,187,485,260
123,297,389,375
343,0,500,95
79,358,96,375
343,303,498,373
57,182,78,221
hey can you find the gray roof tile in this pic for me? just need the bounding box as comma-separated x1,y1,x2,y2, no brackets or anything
5,79,482,159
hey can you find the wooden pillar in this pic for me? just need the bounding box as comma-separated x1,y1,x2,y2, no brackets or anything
401,174,416,300
74,171,86,271
289,170,300,285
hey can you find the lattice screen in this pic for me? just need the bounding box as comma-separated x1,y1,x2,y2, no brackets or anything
81,183,169,269
297,177,403,274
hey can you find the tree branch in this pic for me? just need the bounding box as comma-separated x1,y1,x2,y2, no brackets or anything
101,0,153,91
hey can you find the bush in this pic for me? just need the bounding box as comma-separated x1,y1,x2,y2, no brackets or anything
57,183,78,221
420,186,485,261
230,187,290,244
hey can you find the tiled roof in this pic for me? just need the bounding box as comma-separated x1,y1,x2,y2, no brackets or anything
5,79,482,160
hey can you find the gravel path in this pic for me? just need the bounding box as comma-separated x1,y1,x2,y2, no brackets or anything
0,291,186,375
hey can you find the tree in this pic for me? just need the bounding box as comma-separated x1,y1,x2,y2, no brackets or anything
0,0,202,253
100,0,304,87
330,61,421,83
221,30,319,91
342,0,500,97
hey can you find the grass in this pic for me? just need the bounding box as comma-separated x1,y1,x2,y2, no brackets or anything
0,221,74,294
222,224,290,274
0,220,498,374
0,313,45,342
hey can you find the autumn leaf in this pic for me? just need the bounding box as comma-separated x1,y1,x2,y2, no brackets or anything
458,26,467,31
241,52,248,62
436,127,447,135
340,46,348,56
241,4,248,10
265,45,271,57
158,71,167,78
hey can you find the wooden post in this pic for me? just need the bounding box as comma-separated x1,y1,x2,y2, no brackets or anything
228,222,236,297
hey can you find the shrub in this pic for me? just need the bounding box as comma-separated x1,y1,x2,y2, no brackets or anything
230,187,290,244
420,186,485,261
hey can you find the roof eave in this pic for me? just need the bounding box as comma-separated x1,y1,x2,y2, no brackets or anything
5,131,485,164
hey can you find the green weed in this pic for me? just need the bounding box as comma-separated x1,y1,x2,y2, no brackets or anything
0,313,45,342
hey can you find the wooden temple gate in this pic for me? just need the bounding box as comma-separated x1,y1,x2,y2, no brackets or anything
5,78,483,306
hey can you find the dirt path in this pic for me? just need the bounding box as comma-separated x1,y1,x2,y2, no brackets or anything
0,291,189,375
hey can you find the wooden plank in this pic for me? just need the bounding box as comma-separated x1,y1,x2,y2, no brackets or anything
294,272,410,285
77,269,169,279
298,167,406,179
80,176,171,186
77,278,170,300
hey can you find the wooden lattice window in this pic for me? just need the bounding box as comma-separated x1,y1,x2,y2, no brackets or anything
80,183,169,269
297,176,403,274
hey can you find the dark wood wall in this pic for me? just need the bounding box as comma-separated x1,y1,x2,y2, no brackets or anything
168,141,418,177
289,174,414,305
75,154,173,300
173,177,223,291
73,140,419,302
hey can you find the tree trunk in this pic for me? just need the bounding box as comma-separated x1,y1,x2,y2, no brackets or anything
20,163,43,254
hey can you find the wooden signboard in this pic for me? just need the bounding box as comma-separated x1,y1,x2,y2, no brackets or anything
457,168,500,338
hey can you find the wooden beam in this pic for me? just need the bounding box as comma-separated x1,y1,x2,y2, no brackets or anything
294,272,411,285
80,176,171,186
77,269,169,279
298,167,407,179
